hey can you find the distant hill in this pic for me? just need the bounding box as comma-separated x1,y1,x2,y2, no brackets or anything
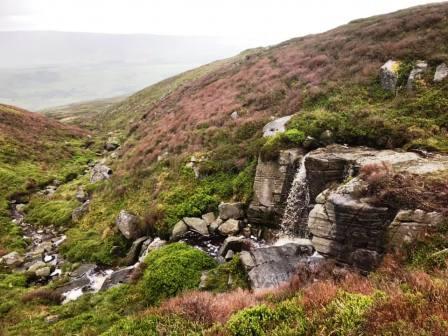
0,32,255,110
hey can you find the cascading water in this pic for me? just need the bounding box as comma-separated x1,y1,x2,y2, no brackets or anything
281,154,310,237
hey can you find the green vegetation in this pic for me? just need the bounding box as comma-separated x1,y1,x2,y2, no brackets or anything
261,129,305,159
287,80,448,153
204,255,249,292
25,198,79,227
227,300,307,336
142,243,216,304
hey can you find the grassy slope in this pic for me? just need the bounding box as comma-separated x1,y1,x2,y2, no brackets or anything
0,103,95,253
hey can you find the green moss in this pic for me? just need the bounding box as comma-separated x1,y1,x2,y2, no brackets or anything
102,314,202,336
204,255,249,292
142,243,216,304
60,228,128,265
25,198,79,227
227,300,307,336
260,129,305,160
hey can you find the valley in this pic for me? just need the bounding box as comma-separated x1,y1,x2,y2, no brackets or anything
1,2,448,335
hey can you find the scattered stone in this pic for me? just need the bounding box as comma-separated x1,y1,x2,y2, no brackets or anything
218,219,240,236
218,202,245,220
230,111,239,120
434,63,448,82
116,210,142,240
75,187,88,203
90,164,112,183
139,238,166,261
319,130,334,145
28,260,47,273
43,255,54,263
209,218,223,233
70,264,97,278
242,227,252,238
45,315,59,324
100,266,134,291
124,236,149,265
0,251,24,267
72,200,90,223
201,212,216,225
407,60,428,91
183,217,209,236
36,266,52,278
380,60,400,92
104,136,120,151
15,204,26,212
303,136,318,150
171,220,188,241
218,236,247,258
224,250,234,261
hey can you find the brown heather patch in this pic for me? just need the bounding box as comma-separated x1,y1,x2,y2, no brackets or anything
118,3,448,170
21,288,62,305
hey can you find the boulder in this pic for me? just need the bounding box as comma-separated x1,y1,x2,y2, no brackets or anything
209,218,223,233
183,217,209,236
202,212,216,225
70,264,97,278
35,266,52,278
28,260,47,273
241,243,315,289
388,209,443,246
139,238,166,261
218,236,248,258
116,210,142,240
407,60,428,91
100,266,134,291
72,200,90,223
104,137,120,151
350,249,381,271
218,219,240,236
380,60,400,92
434,63,448,82
247,149,302,226
124,236,150,265
171,220,188,240
0,251,24,267
230,111,239,120
75,187,88,203
90,164,112,183
218,202,245,220
319,130,334,145
262,115,292,137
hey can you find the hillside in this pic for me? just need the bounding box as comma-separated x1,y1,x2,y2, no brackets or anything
1,3,448,336
0,103,95,251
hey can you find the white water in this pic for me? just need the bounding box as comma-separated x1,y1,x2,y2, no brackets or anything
281,154,310,237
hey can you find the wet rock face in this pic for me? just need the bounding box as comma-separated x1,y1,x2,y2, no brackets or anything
308,183,393,271
248,149,303,226
116,210,142,240
240,243,315,289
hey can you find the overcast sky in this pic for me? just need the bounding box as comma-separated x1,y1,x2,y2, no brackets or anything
0,0,438,45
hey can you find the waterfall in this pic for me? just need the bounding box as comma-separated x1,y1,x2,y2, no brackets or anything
281,154,310,237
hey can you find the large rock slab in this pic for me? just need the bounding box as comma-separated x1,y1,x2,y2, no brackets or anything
248,149,303,226
380,60,400,92
0,251,24,267
262,115,292,137
183,217,209,236
241,243,315,289
388,209,443,246
116,210,142,240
